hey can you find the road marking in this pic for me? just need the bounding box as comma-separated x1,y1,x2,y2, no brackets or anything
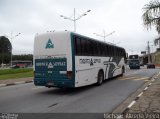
144,87,148,91
133,77,149,80
119,77,149,81
31,87,44,90
154,77,158,79
15,81,25,84
127,100,136,108
0,84,6,87
152,79,155,82
137,92,143,97
125,71,138,76
119,77,138,80
133,71,138,74
149,83,152,86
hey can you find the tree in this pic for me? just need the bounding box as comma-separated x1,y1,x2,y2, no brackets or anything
0,36,12,64
154,36,160,48
12,54,33,62
142,0,160,47
0,36,12,54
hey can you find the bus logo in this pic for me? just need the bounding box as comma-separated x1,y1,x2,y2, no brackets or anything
46,38,54,49
48,62,54,68
90,58,94,66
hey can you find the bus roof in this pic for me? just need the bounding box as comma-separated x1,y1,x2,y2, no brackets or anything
35,31,125,51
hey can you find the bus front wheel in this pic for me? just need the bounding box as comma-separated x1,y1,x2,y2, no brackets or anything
97,71,104,86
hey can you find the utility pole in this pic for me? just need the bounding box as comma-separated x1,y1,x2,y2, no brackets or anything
147,41,151,63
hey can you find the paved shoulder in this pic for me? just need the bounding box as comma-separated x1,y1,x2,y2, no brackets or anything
128,77,160,113
112,71,160,114
0,77,33,87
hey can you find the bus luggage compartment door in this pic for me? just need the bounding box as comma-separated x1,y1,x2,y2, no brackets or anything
34,58,73,87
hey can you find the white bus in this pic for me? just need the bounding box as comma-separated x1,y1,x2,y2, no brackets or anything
34,31,126,88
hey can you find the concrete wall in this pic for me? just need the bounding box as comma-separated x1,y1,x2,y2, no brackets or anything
152,51,160,65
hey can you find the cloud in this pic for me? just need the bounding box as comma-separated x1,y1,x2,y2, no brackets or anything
0,0,158,55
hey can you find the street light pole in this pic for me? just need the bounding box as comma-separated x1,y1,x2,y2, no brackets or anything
60,8,91,32
9,33,21,68
93,30,115,42
103,30,106,42
74,8,76,32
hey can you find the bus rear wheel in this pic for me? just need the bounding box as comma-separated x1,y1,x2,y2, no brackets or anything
97,71,104,86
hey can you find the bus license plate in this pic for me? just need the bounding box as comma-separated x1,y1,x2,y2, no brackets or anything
47,82,54,86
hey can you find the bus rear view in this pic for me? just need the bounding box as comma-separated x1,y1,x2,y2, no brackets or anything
34,32,74,88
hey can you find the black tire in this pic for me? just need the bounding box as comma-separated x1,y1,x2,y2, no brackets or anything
97,71,104,86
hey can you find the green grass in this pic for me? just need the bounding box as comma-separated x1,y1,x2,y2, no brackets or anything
0,68,34,80
0,68,33,75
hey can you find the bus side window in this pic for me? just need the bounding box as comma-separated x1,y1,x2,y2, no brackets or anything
89,41,94,56
118,49,120,57
93,41,98,56
87,40,93,56
107,46,110,56
116,48,118,57
86,40,90,56
114,47,117,57
97,43,101,56
99,43,103,56
109,46,112,56
120,49,122,57
113,47,115,56
105,45,108,56
102,43,105,56
75,37,81,56
81,39,87,56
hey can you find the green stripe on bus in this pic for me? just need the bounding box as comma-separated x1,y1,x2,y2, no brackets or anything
70,32,76,85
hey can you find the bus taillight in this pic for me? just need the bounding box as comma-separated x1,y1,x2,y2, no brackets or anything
67,71,72,79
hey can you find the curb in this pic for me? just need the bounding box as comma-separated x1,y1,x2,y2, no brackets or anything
0,80,34,88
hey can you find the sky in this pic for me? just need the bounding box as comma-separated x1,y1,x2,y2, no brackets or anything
0,0,158,55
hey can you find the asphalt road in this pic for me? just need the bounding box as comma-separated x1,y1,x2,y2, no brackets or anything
0,67,159,114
